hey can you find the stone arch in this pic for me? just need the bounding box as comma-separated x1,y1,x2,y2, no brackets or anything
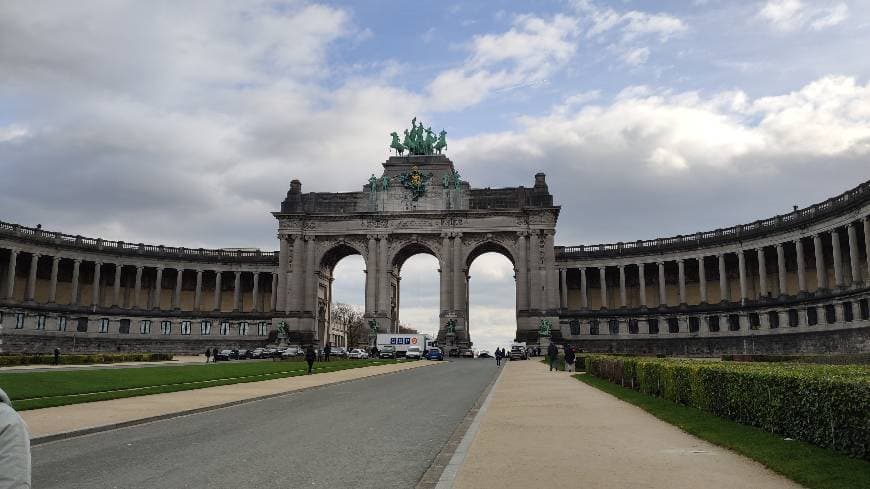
464,238,516,270
318,240,366,270
390,239,440,271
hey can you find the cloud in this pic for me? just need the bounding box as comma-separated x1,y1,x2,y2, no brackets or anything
758,0,849,32
426,14,579,111
622,47,650,66
0,124,29,143
451,75,870,244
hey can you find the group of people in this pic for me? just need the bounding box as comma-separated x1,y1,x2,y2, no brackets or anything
494,347,507,366
547,342,578,372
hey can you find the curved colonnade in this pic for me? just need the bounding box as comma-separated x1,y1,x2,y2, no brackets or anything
554,181,870,355
0,225,282,353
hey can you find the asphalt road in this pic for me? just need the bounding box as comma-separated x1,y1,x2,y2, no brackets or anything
31,358,500,489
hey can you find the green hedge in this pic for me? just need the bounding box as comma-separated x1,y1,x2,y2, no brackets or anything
0,352,174,367
585,355,870,460
722,353,870,365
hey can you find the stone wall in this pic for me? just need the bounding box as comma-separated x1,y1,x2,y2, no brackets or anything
565,327,870,356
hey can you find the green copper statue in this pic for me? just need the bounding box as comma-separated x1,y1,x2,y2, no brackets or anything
368,174,378,193
390,132,405,156
381,175,390,191
452,169,461,190
391,117,447,156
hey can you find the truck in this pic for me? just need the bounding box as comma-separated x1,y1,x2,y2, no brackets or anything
376,334,429,358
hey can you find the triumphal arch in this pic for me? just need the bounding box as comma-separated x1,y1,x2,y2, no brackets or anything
272,119,560,348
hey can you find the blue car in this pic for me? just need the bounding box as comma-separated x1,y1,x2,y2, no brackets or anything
425,348,444,361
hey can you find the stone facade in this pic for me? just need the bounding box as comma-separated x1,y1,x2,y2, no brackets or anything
1,152,868,356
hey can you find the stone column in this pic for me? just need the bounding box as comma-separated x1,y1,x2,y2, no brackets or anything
847,223,860,285
25,253,40,302
618,265,627,307
194,269,203,311
270,272,278,311
638,263,646,307
697,256,707,303
528,232,541,310
677,259,686,305
796,238,807,293
292,234,305,311
153,266,164,309
113,264,123,307
579,267,588,309
544,231,558,309
559,268,567,309
172,268,183,310
814,234,827,290
598,266,607,309
132,264,142,309
91,261,102,307
776,243,787,296
718,254,729,302
441,234,452,312
4,249,18,300
453,234,464,314
48,256,61,304
277,236,289,312
377,235,389,314
304,236,317,313
737,250,747,303
252,271,260,312
213,270,222,311
233,270,242,311
69,258,82,305
757,247,767,299
365,235,377,314
657,261,666,306
831,229,843,288
515,233,528,311
865,216,870,285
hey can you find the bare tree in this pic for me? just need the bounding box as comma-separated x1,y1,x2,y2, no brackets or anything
397,323,418,334
331,303,366,347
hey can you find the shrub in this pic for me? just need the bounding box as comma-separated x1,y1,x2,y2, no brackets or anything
0,352,174,367
722,353,870,365
585,355,870,460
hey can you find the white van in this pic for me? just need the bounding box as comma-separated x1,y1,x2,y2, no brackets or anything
405,345,423,360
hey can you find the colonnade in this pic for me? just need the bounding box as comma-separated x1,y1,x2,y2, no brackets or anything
1,248,277,313
558,217,870,311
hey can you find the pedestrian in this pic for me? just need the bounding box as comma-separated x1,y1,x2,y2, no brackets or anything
0,387,31,488
212,348,218,363
53,347,60,366
564,345,576,373
205,347,211,363
547,342,559,372
305,344,316,374
324,342,331,362
371,345,379,359
494,348,501,366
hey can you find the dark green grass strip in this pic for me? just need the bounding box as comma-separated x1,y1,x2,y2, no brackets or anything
0,359,395,411
574,374,870,489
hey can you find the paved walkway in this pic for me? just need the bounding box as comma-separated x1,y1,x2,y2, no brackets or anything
1,355,205,372
452,361,802,489
22,360,439,440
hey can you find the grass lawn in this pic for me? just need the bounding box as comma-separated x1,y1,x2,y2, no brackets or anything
0,359,394,411
575,374,870,489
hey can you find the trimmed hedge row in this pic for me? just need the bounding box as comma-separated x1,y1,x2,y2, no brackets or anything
585,355,870,459
0,352,174,367
722,353,870,365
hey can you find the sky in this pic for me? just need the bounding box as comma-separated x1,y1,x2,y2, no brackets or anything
2,0,870,352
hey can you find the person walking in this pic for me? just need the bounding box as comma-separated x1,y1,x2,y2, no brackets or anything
564,345,576,373
371,345,379,359
0,387,31,488
305,344,316,375
53,347,60,366
495,347,503,367
547,342,559,372
324,342,331,362
205,347,211,363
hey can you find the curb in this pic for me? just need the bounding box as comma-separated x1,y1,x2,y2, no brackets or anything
31,361,440,446
416,362,504,489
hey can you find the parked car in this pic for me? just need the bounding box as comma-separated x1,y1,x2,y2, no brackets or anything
214,349,233,361
478,350,492,358
332,347,347,358
425,348,444,361
282,346,301,358
237,349,251,359
379,345,397,359
460,349,474,358
509,346,527,361
405,346,423,360
348,348,368,359
251,348,266,359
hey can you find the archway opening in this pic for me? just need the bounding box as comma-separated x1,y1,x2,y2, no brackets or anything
394,250,440,340
468,251,516,356
324,249,365,350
